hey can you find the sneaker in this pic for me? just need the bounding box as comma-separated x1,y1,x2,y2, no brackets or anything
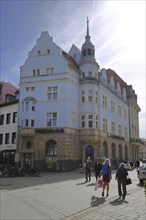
102,191,104,197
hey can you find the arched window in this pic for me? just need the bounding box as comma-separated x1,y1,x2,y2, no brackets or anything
103,141,108,158
45,140,57,170
119,144,122,161
85,145,94,161
111,143,116,165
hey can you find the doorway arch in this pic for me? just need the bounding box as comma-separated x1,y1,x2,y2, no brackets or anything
85,145,94,161
45,140,57,170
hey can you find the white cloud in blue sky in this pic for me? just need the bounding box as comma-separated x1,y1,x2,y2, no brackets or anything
1,0,145,138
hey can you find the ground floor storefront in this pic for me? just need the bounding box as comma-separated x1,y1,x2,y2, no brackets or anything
17,127,140,171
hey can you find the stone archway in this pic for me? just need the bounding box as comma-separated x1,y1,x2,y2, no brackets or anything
111,143,116,166
85,145,94,162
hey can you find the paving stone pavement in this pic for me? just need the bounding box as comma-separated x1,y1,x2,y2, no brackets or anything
63,187,146,220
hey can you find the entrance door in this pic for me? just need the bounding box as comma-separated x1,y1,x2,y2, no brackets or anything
24,153,32,167
45,140,57,171
85,145,94,161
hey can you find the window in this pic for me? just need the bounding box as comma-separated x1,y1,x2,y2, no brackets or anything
26,102,29,111
31,86,35,91
46,67,50,74
88,71,92,77
0,114,4,125
31,120,35,127
81,114,85,128
118,124,122,136
87,49,91,55
118,105,122,116
5,133,10,144
47,86,58,101
51,67,54,74
47,49,50,54
37,69,40,75
47,112,57,127
83,49,86,56
96,91,98,103
96,115,98,128
32,102,35,111
124,127,128,138
81,90,85,103
88,114,93,128
13,112,17,123
111,121,116,134
88,90,93,102
25,119,29,127
37,50,41,55
26,87,30,91
103,118,108,132
0,134,3,145
111,100,115,112
33,70,36,76
6,113,11,124
82,72,85,77
102,95,107,108
12,132,16,144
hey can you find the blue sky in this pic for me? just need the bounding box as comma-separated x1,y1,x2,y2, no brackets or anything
0,0,145,138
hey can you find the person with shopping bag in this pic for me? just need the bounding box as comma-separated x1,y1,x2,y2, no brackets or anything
94,159,102,190
101,158,111,197
115,162,128,200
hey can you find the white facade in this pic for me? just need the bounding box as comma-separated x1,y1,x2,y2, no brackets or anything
19,25,129,139
18,19,140,171
0,101,18,151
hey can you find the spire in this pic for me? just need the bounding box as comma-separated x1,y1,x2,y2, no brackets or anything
86,17,89,36
80,17,96,63
86,17,90,41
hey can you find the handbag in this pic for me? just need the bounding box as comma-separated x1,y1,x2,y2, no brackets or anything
126,177,132,185
98,178,103,186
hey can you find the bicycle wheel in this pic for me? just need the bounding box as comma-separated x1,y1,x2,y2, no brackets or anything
34,168,40,176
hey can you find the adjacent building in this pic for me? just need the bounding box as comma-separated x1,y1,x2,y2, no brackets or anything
0,82,19,165
18,19,142,171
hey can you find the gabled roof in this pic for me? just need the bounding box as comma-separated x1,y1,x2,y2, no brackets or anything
61,50,79,71
106,69,127,89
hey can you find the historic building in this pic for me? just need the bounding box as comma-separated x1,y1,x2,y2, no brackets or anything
18,19,141,171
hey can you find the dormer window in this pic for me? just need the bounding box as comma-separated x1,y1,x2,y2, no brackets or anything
47,49,50,54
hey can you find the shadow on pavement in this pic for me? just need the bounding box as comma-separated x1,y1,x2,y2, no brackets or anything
109,198,129,206
90,195,105,207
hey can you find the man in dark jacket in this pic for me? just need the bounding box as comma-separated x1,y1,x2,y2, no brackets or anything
115,162,128,199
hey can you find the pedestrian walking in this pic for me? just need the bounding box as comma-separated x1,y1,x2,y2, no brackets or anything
94,159,102,181
115,162,128,199
85,156,92,182
101,158,111,197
